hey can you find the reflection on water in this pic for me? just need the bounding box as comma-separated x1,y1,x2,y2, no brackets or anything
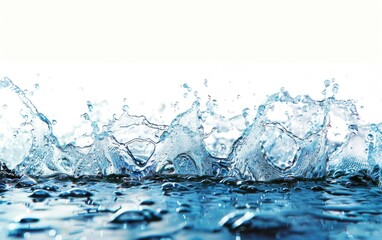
1,175,382,239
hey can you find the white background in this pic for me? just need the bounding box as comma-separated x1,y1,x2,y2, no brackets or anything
0,0,381,139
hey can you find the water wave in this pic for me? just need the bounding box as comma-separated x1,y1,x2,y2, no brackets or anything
1,77,381,185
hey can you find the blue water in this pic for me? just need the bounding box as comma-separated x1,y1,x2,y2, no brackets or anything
1,77,382,239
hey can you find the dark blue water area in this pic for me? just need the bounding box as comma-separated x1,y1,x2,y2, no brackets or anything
1,174,382,240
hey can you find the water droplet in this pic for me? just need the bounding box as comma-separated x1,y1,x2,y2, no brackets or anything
110,209,162,224
332,83,339,94
2,104,8,110
161,182,189,191
110,210,146,223
176,207,191,213
34,83,40,90
221,212,289,233
52,120,57,125
367,134,374,142
0,77,11,88
81,113,90,120
324,79,331,87
371,124,378,132
122,105,129,112
29,190,51,199
140,199,156,206
204,79,208,87
58,188,93,198
86,101,93,112
17,217,40,223
242,108,250,118
348,124,358,132
258,105,266,116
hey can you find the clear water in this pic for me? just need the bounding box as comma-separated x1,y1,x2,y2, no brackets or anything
1,77,382,239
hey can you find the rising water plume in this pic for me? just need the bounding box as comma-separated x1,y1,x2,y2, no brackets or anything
1,77,382,185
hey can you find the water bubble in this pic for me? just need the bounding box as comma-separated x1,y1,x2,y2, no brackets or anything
183,93,188,98
52,120,57,125
324,79,331,87
34,83,40,90
122,105,129,112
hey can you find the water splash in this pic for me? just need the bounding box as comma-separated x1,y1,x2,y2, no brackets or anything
229,90,329,181
1,77,382,186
